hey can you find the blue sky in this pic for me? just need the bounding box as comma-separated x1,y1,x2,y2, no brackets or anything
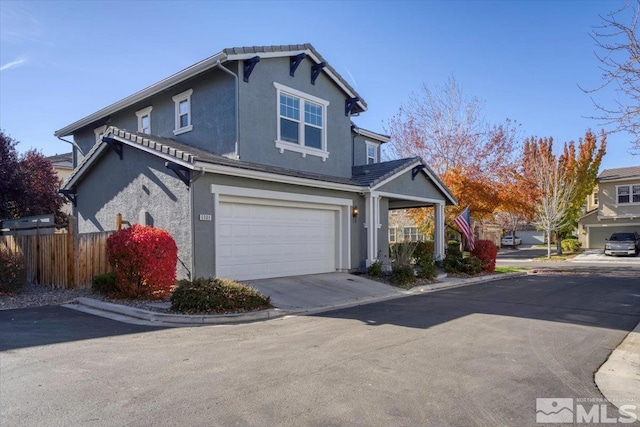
0,0,636,171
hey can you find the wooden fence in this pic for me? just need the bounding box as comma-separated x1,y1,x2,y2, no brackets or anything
0,221,113,289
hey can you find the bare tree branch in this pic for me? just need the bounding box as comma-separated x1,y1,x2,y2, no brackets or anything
581,0,640,153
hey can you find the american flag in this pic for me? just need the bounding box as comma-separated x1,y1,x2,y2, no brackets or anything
454,206,475,251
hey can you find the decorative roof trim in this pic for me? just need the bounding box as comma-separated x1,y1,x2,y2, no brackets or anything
369,158,457,206
352,126,390,143
55,43,366,137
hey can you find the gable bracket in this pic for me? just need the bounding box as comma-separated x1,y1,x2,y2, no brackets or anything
290,53,306,77
59,189,77,207
412,165,425,180
311,62,326,85
101,137,123,160
345,97,360,116
243,56,261,83
165,161,191,187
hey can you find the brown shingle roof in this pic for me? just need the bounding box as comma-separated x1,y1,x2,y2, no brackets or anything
598,166,640,181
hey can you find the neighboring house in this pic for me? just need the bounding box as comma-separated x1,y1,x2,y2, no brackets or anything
388,210,427,243
47,152,73,217
55,43,456,281
578,166,640,249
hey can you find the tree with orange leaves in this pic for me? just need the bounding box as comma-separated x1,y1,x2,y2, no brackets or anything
386,76,520,229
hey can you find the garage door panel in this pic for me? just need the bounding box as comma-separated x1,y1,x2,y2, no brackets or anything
217,202,336,280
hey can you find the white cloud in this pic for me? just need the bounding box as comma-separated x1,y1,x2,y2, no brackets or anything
0,57,27,72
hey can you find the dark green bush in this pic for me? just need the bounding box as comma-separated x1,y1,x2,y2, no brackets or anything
413,241,435,263
443,242,464,273
416,257,438,279
170,277,272,314
91,272,118,296
391,265,416,287
367,259,383,277
460,255,483,275
0,249,26,294
561,238,581,253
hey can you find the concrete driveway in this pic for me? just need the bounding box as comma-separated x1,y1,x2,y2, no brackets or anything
246,272,403,311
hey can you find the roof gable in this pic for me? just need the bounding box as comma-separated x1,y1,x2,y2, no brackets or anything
55,43,366,137
598,166,640,181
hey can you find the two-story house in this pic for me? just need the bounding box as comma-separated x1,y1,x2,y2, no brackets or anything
55,44,456,281
578,166,640,249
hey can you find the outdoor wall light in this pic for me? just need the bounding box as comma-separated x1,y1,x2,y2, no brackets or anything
352,206,359,218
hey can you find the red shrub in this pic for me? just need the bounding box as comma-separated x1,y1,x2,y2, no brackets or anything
106,225,178,299
471,240,498,272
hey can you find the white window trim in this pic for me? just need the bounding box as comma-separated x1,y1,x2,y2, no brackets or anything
136,106,153,134
365,141,378,164
616,183,640,206
273,82,330,161
172,89,193,135
94,125,107,144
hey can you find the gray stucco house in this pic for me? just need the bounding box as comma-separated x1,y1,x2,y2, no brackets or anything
55,44,456,281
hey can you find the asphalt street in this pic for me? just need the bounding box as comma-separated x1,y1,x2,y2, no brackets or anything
1,271,639,426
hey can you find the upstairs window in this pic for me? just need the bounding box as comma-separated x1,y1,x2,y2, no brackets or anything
617,184,640,204
593,191,599,206
136,106,153,134
172,89,193,135
274,83,329,161
366,141,378,164
94,125,107,144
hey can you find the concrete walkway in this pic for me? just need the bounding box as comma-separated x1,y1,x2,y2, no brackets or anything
595,320,640,410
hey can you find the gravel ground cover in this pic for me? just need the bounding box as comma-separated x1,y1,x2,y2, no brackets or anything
0,282,171,312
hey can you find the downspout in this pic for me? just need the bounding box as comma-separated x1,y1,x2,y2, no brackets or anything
216,60,239,159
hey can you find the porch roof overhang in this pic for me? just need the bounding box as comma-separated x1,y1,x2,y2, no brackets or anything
63,128,457,211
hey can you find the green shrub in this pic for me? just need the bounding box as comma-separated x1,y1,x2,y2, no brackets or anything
443,242,464,273
460,255,483,275
413,241,435,263
416,257,437,280
91,272,118,296
367,259,383,277
390,242,417,267
0,249,26,294
391,265,416,287
170,277,272,314
561,238,581,253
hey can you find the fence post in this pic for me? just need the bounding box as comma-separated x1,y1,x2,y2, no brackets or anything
67,217,75,288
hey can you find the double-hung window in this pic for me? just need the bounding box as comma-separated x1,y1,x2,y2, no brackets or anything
172,89,193,135
136,106,153,134
366,141,378,164
617,184,640,204
274,83,329,161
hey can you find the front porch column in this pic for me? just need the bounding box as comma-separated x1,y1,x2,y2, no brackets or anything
434,202,445,261
364,193,380,266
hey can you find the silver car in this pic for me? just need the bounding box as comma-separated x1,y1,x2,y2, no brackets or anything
604,232,640,256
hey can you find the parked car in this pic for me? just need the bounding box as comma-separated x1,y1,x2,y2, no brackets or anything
501,235,522,247
604,232,640,256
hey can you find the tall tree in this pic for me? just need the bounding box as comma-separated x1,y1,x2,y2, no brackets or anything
0,131,21,219
583,0,640,152
0,131,65,221
523,137,576,258
387,76,520,221
558,130,607,237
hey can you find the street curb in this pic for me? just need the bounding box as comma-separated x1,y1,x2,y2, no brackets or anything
595,320,640,409
64,271,528,326
65,297,289,326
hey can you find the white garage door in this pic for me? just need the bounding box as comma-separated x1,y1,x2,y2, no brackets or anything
217,202,336,280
